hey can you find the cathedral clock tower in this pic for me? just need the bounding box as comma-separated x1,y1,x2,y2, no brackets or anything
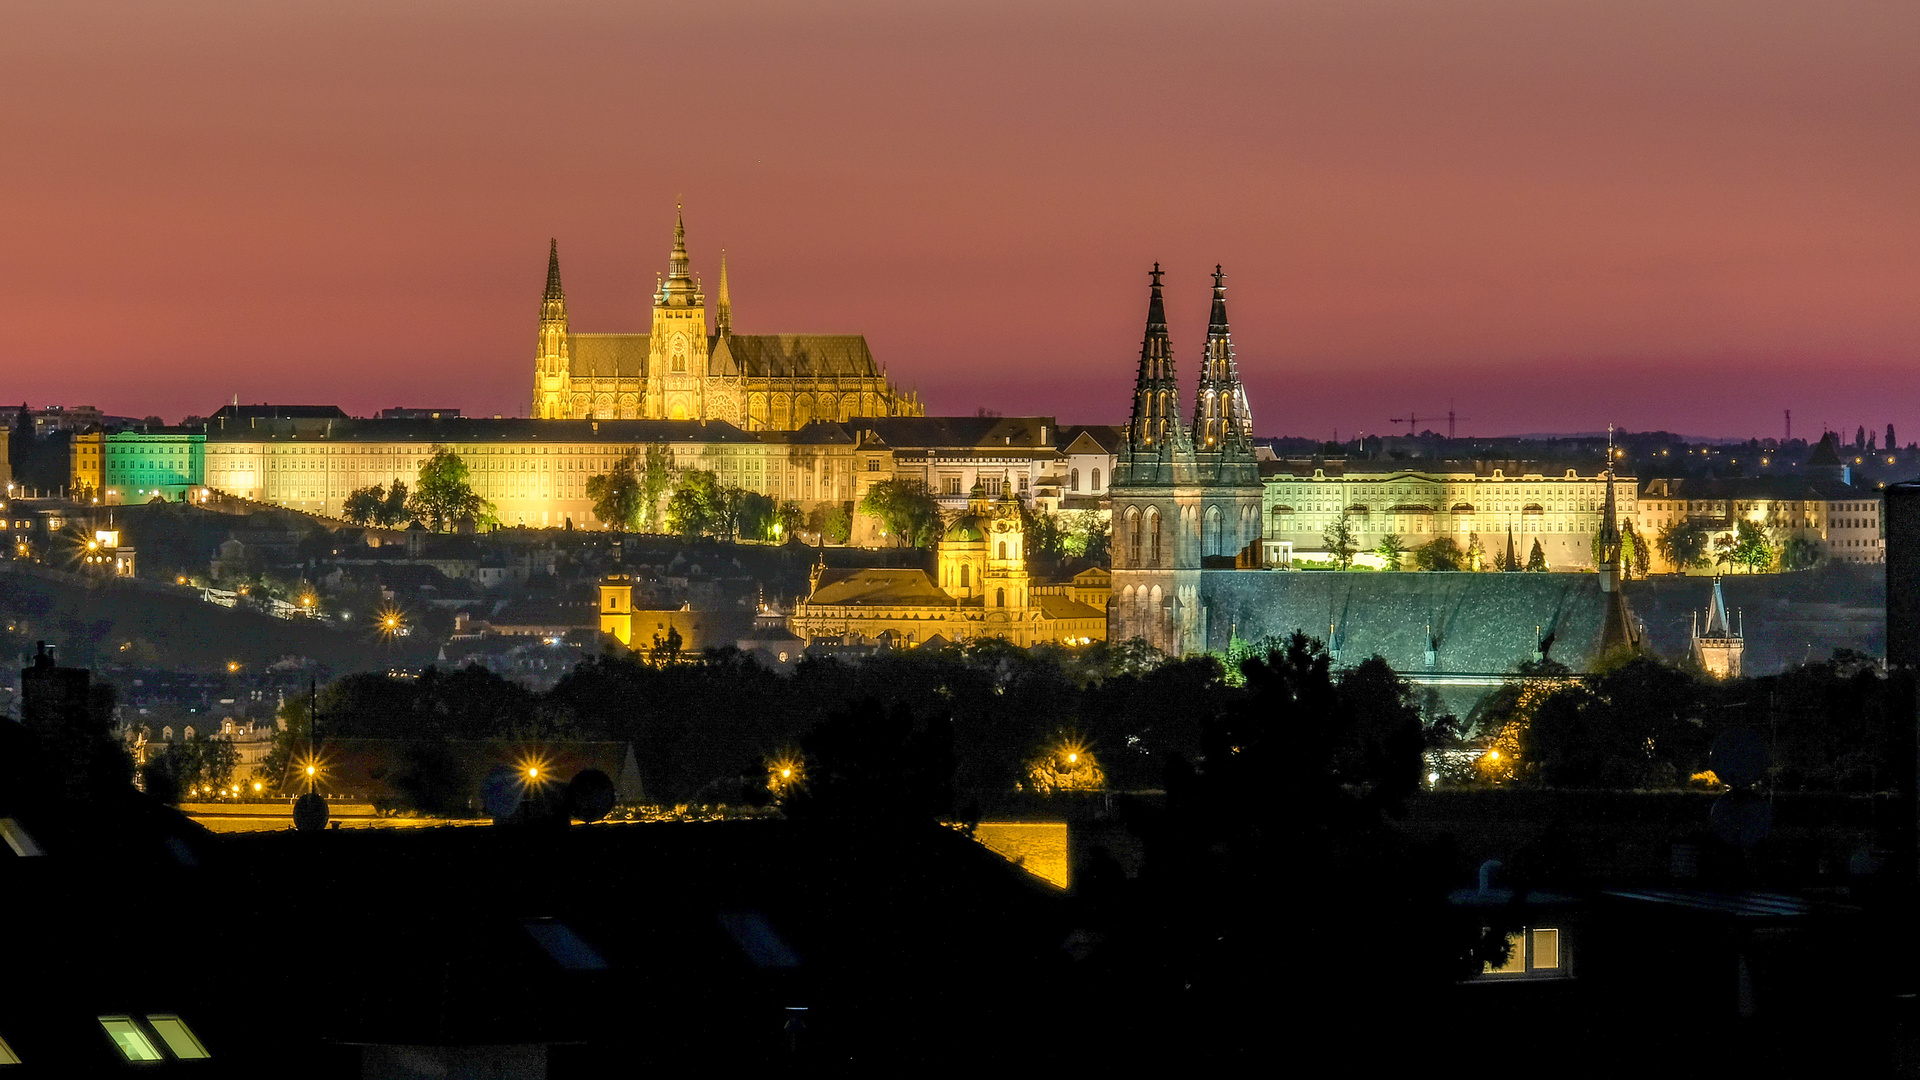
649,207,710,421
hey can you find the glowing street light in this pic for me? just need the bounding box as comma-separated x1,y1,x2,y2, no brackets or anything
768,751,804,793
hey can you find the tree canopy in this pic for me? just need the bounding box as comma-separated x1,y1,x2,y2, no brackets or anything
1323,515,1358,570
1374,533,1405,570
406,448,494,531
858,477,943,548
1657,519,1711,572
665,469,722,539
1413,536,1463,571
585,447,648,531
342,480,412,528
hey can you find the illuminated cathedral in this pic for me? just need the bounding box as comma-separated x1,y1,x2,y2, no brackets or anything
531,210,922,428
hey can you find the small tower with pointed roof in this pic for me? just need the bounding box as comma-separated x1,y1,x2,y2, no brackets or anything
1691,577,1743,677
1122,263,1191,469
716,249,733,339
982,470,1032,611
648,205,711,421
1593,429,1642,655
1192,265,1253,452
531,239,573,419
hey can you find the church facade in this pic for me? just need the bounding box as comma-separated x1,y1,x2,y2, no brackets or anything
531,212,922,429
789,477,1108,649
1108,265,1264,655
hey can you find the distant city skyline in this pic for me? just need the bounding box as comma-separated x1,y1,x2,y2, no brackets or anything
2,1,1914,441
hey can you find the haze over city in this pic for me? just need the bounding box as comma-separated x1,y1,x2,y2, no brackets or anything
3,0,1915,438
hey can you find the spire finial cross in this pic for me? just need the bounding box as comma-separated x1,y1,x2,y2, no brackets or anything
1149,262,1163,288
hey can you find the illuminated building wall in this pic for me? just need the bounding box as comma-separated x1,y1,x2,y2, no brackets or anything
204,418,860,528
69,429,103,499
1262,465,1638,570
101,430,205,503
1640,478,1881,570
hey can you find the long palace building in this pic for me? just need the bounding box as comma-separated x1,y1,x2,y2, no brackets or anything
196,407,875,528
531,209,922,428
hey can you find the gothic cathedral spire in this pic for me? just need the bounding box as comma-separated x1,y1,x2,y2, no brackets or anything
658,203,701,308
532,238,573,419
716,249,732,338
1191,265,1253,451
1127,263,1188,458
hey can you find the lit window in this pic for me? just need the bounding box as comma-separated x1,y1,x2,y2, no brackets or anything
144,1016,209,1059
99,1018,163,1062
1531,929,1559,970
1486,932,1526,975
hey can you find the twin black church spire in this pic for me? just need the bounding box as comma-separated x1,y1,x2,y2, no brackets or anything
1123,263,1256,478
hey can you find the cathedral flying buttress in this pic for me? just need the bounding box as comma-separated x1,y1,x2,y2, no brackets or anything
530,210,923,428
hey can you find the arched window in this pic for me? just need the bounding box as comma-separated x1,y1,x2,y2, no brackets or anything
1127,508,1142,568
996,588,1006,608
1205,505,1223,557
998,541,1007,560
960,564,970,588
1070,468,1080,492
1148,508,1162,567
1092,468,1101,491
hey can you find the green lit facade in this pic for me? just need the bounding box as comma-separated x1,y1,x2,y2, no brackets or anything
104,431,204,502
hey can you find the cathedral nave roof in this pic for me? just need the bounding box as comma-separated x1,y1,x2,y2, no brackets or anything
711,334,880,379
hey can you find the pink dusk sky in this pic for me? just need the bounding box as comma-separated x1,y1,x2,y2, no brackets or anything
1,1,1915,440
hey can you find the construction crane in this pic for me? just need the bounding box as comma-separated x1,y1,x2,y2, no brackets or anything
1387,409,1471,439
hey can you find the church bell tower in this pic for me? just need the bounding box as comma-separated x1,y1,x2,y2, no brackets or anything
1110,264,1202,655
532,239,573,419
648,207,710,421
1190,265,1264,572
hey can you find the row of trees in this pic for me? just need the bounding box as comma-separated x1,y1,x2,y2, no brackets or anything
585,445,678,531
1468,650,1894,791
1321,513,1816,576
1656,518,1812,574
338,444,1109,554
341,449,497,531
1322,521,1560,572
251,631,1464,812
584,444,832,542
